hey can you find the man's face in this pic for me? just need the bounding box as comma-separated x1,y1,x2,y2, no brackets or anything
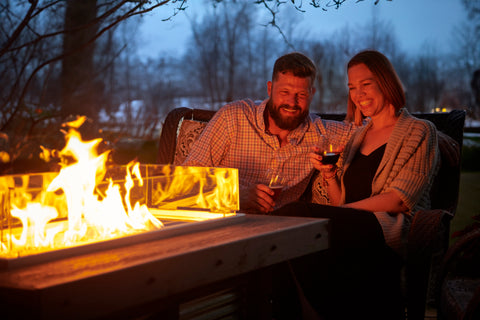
267,72,315,131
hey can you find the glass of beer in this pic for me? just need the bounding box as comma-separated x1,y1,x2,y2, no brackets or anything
266,169,285,201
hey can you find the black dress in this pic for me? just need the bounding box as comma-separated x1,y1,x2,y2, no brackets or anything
271,144,405,320
344,143,386,203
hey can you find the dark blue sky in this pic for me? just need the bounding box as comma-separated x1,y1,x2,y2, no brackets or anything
137,0,467,60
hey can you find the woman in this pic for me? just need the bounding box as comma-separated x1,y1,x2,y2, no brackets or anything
273,50,439,320
312,49,439,254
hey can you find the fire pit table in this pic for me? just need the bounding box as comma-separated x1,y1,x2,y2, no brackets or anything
0,122,330,319
0,214,328,319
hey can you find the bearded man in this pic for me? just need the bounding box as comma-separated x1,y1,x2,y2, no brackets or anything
184,52,353,213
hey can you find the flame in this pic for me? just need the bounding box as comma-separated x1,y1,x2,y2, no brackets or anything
150,165,239,214
0,119,165,258
10,203,61,248
0,117,239,259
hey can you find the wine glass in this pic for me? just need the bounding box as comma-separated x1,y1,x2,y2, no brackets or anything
318,134,342,165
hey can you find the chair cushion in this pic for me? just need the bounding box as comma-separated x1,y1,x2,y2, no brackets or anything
174,119,207,165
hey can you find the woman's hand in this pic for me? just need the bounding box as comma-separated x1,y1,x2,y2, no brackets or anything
309,145,342,205
308,146,337,176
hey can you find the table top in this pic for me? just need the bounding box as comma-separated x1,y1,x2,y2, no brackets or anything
0,214,329,319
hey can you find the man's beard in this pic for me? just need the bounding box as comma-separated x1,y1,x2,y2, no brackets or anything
266,99,308,131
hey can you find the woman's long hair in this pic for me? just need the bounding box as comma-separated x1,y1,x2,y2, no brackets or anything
345,50,406,126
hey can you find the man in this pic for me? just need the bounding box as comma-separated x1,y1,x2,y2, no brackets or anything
184,52,353,213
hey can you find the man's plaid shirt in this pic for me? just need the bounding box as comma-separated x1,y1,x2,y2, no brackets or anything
183,99,353,210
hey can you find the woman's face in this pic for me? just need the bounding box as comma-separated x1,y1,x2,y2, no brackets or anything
347,63,387,118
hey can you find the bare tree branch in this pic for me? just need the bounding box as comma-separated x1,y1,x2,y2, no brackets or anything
0,0,38,56
1,0,187,131
256,0,296,50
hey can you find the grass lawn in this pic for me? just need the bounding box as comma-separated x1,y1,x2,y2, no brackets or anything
449,171,480,243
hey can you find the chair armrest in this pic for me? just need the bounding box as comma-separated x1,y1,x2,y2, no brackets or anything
408,209,452,255
406,209,452,320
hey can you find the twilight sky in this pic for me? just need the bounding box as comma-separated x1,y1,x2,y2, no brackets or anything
137,0,467,60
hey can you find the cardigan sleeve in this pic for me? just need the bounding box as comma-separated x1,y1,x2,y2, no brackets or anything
385,120,438,211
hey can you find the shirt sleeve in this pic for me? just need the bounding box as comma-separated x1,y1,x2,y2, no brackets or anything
323,120,355,146
386,120,438,211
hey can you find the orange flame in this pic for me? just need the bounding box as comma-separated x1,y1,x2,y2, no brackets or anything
0,116,239,259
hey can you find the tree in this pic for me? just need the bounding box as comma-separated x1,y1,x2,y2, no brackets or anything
437,0,480,118
2,0,187,127
0,0,188,172
462,0,480,32
409,50,444,112
6,0,453,174
292,13,402,113
183,1,398,108
184,1,286,106
61,0,99,119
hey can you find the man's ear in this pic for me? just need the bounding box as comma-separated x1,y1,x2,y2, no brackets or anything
267,81,272,97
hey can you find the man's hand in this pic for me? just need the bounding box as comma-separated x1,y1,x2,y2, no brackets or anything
240,184,276,214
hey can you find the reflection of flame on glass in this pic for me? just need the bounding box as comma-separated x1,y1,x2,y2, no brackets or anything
149,165,238,215
322,144,333,156
0,116,239,259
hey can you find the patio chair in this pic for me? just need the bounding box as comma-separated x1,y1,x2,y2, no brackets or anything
437,227,480,320
157,107,466,320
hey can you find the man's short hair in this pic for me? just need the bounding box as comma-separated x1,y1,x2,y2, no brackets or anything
272,52,316,84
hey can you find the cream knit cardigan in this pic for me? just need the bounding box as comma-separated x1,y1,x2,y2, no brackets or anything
339,108,440,255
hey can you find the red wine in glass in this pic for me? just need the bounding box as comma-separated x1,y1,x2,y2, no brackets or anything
321,152,340,165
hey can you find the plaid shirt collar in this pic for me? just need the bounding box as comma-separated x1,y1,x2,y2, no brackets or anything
255,99,312,146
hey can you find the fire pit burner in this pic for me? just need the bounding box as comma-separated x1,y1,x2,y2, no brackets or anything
0,164,240,269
